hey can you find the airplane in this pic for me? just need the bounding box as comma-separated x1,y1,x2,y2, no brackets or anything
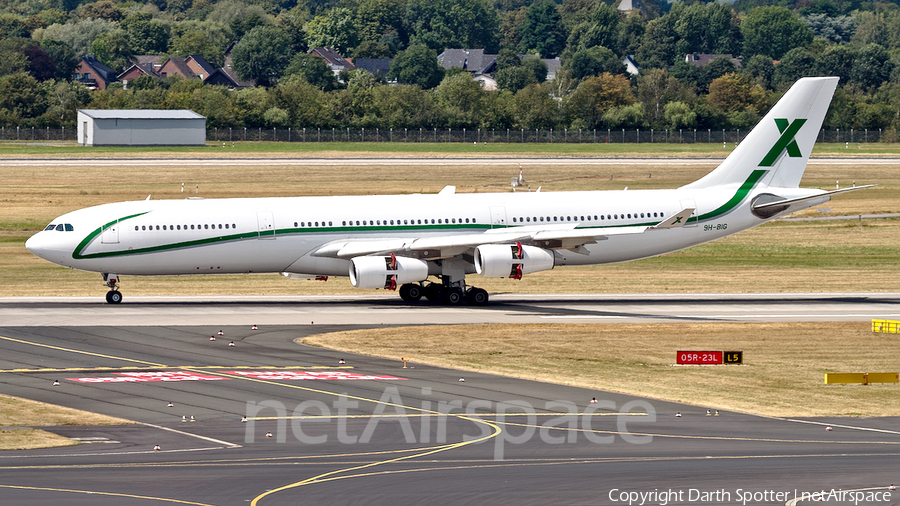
26,77,872,305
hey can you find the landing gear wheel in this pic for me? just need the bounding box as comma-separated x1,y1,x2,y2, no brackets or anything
466,288,489,306
399,283,423,302
106,290,122,304
424,283,443,302
443,288,464,305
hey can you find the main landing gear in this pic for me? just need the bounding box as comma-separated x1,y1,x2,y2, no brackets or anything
103,273,122,304
398,281,489,306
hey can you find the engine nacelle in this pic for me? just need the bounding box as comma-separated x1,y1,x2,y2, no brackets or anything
474,243,555,279
349,255,430,290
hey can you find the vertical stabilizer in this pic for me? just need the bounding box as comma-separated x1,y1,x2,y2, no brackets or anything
682,77,838,190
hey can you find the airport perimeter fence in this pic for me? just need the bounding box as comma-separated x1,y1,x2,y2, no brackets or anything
0,125,889,144
207,127,887,144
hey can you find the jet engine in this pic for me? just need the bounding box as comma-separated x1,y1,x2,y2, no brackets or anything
349,254,429,290
474,242,555,279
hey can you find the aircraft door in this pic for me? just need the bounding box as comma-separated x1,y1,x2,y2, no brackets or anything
489,206,508,229
679,199,698,227
101,220,119,244
257,211,275,239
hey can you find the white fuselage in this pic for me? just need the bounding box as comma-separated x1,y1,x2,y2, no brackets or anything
24,184,825,280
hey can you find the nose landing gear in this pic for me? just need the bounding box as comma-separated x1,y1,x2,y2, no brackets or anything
103,273,122,304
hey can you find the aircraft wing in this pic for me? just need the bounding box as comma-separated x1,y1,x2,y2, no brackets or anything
313,208,696,259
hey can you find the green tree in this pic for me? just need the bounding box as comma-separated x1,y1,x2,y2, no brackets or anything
270,74,330,127
602,102,644,129
514,82,557,129
170,29,225,69
566,72,634,128
741,54,775,90
814,45,853,85
40,39,78,81
283,53,337,91
617,11,645,57
231,25,293,87
0,72,47,121
387,44,443,89
850,43,891,91
356,0,405,44
90,29,133,73
635,15,677,69
522,57,547,82
405,0,499,52
0,14,29,38
305,7,360,54
35,18,116,57
851,10,886,46
803,13,856,44
434,72,484,128
519,0,567,58
636,68,694,128
741,6,813,60
773,47,816,90
121,13,170,55
74,0,123,22
707,72,767,115
495,65,536,93
352,40,392,59
496,47,521,70
44,79,90,126
663,101,696,129
568,45,624,80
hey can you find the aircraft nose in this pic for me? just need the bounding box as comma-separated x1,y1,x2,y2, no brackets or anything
25,231,67,264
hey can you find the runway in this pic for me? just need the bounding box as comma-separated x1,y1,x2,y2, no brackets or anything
1,292,898,326
2,155,899,167
1,296,899,505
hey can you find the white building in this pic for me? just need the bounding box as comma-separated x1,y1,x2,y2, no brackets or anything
77,109,206,146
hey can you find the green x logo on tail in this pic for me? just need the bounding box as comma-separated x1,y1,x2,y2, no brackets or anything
759,118,806,166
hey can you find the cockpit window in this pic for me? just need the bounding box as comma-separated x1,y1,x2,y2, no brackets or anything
65,224,74,231
55,224,64,231
45,224,56,231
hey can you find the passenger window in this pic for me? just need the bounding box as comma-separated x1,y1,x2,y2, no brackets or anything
163,225,167,230
156,225,160,230
204,224,208,229
135,226,139,231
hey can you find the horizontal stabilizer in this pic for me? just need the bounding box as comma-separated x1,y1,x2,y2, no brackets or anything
752,185,876,212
